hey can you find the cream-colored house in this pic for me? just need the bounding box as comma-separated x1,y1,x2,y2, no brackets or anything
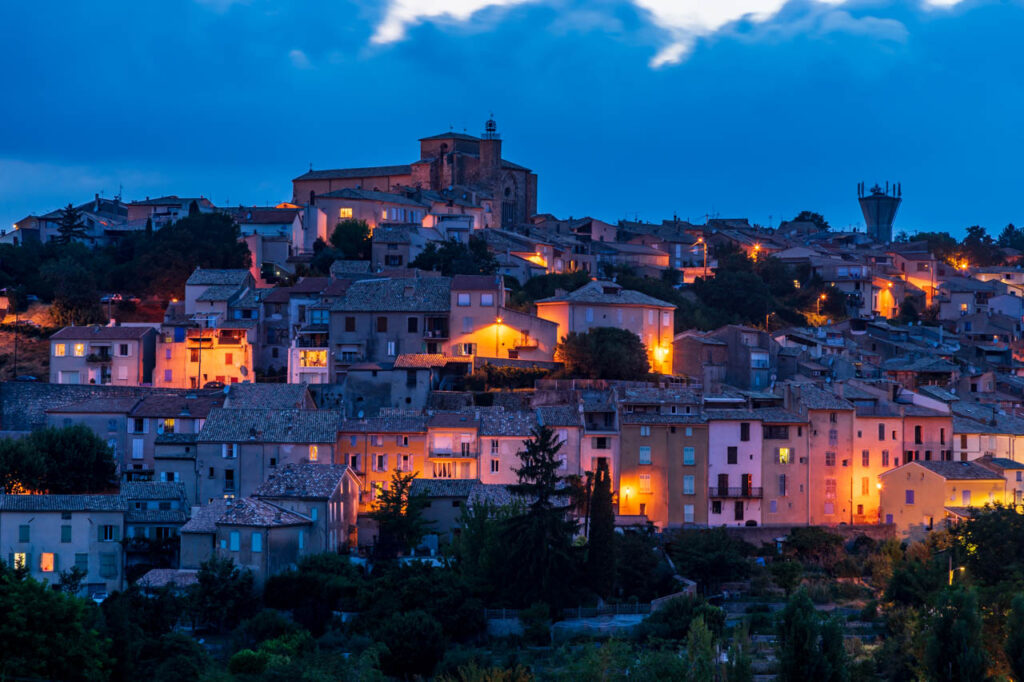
879,460,1007,539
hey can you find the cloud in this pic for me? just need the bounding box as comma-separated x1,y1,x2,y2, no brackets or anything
369,0,970,67
288,48,312,69
370,0,537,44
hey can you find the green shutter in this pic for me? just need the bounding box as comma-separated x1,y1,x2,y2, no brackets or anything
53,553,60,572
98,525,104,542
113,526,120,541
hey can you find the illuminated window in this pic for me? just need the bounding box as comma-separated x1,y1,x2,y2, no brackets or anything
300,350,327,368
778,447,791,464
638,474,652,494
40,553,55,573
73,343,86,357
309,445,319,462
339,207,353,219
162,419,175,434
12,553,25,570
54,343,66,357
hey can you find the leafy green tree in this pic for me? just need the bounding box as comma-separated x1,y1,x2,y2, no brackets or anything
686,615,717,682
188,556,255,632
896,297,919,325
507,270,591,309
791,210,831,231
912,231,959,261
0,565,109,681
411,235,498,276
786,527,845,573
58,565,88,594
961,224,1002,266
23,424,117,493
263,553,364,635
587,458,616,599
374,610,446,679
1006,594,1024,681
615,529,673,601
453,500,521,600
370,470,433,558
671,528,751,593
100,584,183,682
330,218,371,260
438,663,535,682
145,216,153,237
771,560,803,595
556,327,651,380
0,436,44,493
637,596,724,643
693,269,774,326
56,202,88,243
41,256,104,325
923,588,988,682
503,425,579,607
777,589,830,682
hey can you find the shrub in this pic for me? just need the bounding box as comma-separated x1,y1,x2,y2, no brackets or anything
519,602,551,646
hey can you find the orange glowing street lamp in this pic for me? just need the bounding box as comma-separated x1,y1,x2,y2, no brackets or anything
495,317,503,357
817,293,827,315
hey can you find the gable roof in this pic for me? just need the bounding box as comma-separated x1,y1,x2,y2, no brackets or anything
51,325,154,341
332,277,451,312
253,463,349,499
198,408,342,443
914,460,1004,481
0,494,126,512
186,269,250,287
224,383,311,409
317,188,427,208
216,498,311,528
535,280,675,308
293,165,413,182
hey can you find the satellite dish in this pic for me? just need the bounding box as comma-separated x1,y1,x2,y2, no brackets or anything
223,386,230,394
156,425,164,435
357,410,365,419
239,366,249,377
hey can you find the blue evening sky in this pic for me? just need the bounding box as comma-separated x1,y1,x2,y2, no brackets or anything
0,0,1018,237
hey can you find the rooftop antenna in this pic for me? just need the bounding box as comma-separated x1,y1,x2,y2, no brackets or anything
309,162,313,171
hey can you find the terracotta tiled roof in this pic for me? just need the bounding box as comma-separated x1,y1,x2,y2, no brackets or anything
480,410,537,436
186,269,250,286
536,405,582,427
224,383,310,410
46,397,141,414
536,280,675,308
181,500,228,534
253,463,349,499
340,415,428,433
0,494,126,512
199,408,342,443
332,277,451,312
129,391,224,418
217,498,311,527
915,461,1003,481
410,479,478,497
51,325,154,340
428,412,480,428
294,165,412,181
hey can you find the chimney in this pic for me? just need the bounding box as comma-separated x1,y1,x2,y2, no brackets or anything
94,193,100,212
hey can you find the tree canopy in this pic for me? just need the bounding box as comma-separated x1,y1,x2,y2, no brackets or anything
0,425,116,494
410,235,498,276
329,219,371,260
555,327,651,380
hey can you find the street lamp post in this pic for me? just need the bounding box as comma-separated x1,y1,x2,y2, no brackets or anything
495,317,502,358
817,293,827,315
696,237,708,279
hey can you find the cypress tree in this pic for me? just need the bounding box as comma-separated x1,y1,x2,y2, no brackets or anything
587,458,616,599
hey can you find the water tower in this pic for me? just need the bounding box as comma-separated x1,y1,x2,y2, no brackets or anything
858,181,901,244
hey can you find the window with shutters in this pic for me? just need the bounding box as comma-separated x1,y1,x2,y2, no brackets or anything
638,446,652,465
18,525,29,543
825,451,836,467
252,532,262,553
862,450,870,467
684,504,694,523
825,478,837,500
61,525,71,543
727,446,737,465
640,426,651,437
740,423,750,441
683,447,695,465
638,474,652,494
99,552,117,578
878,423,885,441
862,477,869,495
491,458,500,473
777,447,791,464
882,450,890,467
229,531,240,551
491,439,499,454
683,475,695,495
74,553,88,573
779,474,787,496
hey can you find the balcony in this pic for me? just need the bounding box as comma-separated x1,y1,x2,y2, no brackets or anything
423,329,449,340
86,352,112,363
709,486,763,499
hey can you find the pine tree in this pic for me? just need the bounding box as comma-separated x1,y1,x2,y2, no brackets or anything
55,203,86,243
370,470,433,558
587,458,616,599
503,425,578,607
725,621,753,682
820,615,849,682
145,216,153,237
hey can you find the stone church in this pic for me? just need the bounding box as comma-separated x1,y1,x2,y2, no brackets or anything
292,119,538,227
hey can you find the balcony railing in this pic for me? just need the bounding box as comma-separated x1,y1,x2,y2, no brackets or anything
709,486,763,499
423,330,449,339
86,353,112,363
